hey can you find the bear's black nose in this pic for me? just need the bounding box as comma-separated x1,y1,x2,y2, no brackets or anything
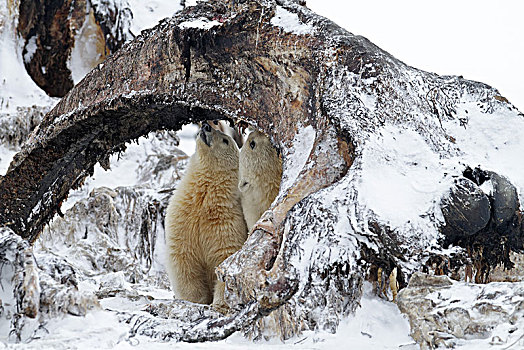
202,122,211,132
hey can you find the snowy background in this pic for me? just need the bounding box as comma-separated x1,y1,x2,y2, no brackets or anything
308,0,524,113
1,0,523,349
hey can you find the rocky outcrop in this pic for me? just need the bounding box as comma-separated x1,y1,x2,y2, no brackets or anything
398,272,524,349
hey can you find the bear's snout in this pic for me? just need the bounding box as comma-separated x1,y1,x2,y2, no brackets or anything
202,122,212,132
199,122,212,146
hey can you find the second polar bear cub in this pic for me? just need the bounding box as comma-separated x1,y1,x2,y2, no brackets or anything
239,130,283,230
165,122,247,308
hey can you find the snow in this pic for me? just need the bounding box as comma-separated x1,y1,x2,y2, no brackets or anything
327,283,415,350
411,279,524,349
22,36,37,64
270,6,314,35
0,144,16,175
68,4,106,84
0,261,16,340
358,124,453,230
307,0,524,113
62,125,197,211
353,92,524,253
127,0,182,35
179,17,222,30
1,0,524,348
0,278,415,349
443,101,524,204
91,0,134,42
184,0,203,8
69,0,183,85
280,125,316,193
176,123,199,156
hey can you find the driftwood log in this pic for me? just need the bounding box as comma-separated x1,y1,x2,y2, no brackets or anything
17,0,133,97
1,0,522,342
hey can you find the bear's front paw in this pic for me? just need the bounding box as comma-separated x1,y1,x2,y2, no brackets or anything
211,301,230,315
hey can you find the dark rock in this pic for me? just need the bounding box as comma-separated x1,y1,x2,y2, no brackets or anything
441,178,491,239
487,171,520,234
463,166,490,186
439,168,523,276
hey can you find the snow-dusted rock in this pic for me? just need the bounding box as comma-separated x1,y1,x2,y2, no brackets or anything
38,186,168,285
397,272,524,349
38,255,100,319
0,228,100,343
0,228,38,342
491,252,524,282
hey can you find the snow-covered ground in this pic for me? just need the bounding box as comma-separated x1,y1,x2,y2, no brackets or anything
0,144,16,175
0,282,416,349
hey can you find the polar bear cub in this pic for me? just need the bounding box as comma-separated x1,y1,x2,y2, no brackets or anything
165,122,247,308
239,130,282,230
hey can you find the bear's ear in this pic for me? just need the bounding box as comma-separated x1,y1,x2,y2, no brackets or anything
239,179,248,192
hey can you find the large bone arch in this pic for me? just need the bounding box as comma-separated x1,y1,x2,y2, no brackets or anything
0,0,353,253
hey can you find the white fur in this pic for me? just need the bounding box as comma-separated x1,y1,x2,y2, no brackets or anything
165,126,247,308
239,131,282,230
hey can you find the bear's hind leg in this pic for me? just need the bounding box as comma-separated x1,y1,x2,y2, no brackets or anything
212,280,227,311
170,253,213,304
209,247,240,312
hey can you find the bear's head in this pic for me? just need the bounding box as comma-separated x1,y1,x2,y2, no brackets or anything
239,130,282,193
196,122,239,171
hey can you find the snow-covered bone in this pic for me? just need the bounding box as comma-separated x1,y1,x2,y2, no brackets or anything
0,0,523,345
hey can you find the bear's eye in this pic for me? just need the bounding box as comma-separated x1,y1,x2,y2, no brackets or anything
223,138,229,145
250,140,256,149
